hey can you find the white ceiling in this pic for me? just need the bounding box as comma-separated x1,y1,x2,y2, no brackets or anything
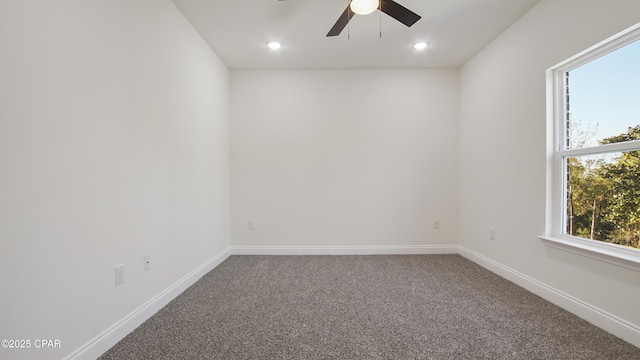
172,0,540,69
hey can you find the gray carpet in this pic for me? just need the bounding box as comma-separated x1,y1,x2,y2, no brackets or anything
99,255,640,359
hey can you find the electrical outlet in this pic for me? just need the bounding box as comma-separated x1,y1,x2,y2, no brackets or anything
433,219,440,229
490,228,496,240
144,254,150,271
248,220,254,230
115,264,124,286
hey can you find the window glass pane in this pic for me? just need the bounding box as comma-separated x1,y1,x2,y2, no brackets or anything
565,39,640,149
565,151,640,248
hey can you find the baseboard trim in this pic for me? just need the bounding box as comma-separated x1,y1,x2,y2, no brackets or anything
66,244,640,358
232,245,458,256
457,245,640,348
65,246,233,360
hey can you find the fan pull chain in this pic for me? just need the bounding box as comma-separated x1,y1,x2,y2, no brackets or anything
379,5,382,38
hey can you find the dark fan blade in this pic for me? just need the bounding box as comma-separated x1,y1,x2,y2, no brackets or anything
326,7,354,37
380,0,421,27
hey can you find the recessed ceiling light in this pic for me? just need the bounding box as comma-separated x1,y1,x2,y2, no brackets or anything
413,42,428,50
268,41,282,50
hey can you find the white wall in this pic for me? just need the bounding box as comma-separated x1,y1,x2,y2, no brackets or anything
231,70,459,249
5,0,639,357
459,0,640,341
0,1,230,359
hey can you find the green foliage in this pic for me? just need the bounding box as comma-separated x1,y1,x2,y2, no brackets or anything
599,125,640,145
567,126,640,248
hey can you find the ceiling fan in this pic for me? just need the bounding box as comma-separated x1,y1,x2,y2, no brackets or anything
279,0,421,37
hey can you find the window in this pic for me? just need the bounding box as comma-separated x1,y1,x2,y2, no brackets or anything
543,23,640,270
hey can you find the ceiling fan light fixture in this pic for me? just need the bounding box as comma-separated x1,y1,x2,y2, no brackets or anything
350,0,379,15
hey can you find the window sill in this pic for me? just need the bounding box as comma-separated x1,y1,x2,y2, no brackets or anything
538,235,640,272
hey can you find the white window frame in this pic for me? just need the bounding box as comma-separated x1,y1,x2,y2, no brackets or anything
541,23,640,271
